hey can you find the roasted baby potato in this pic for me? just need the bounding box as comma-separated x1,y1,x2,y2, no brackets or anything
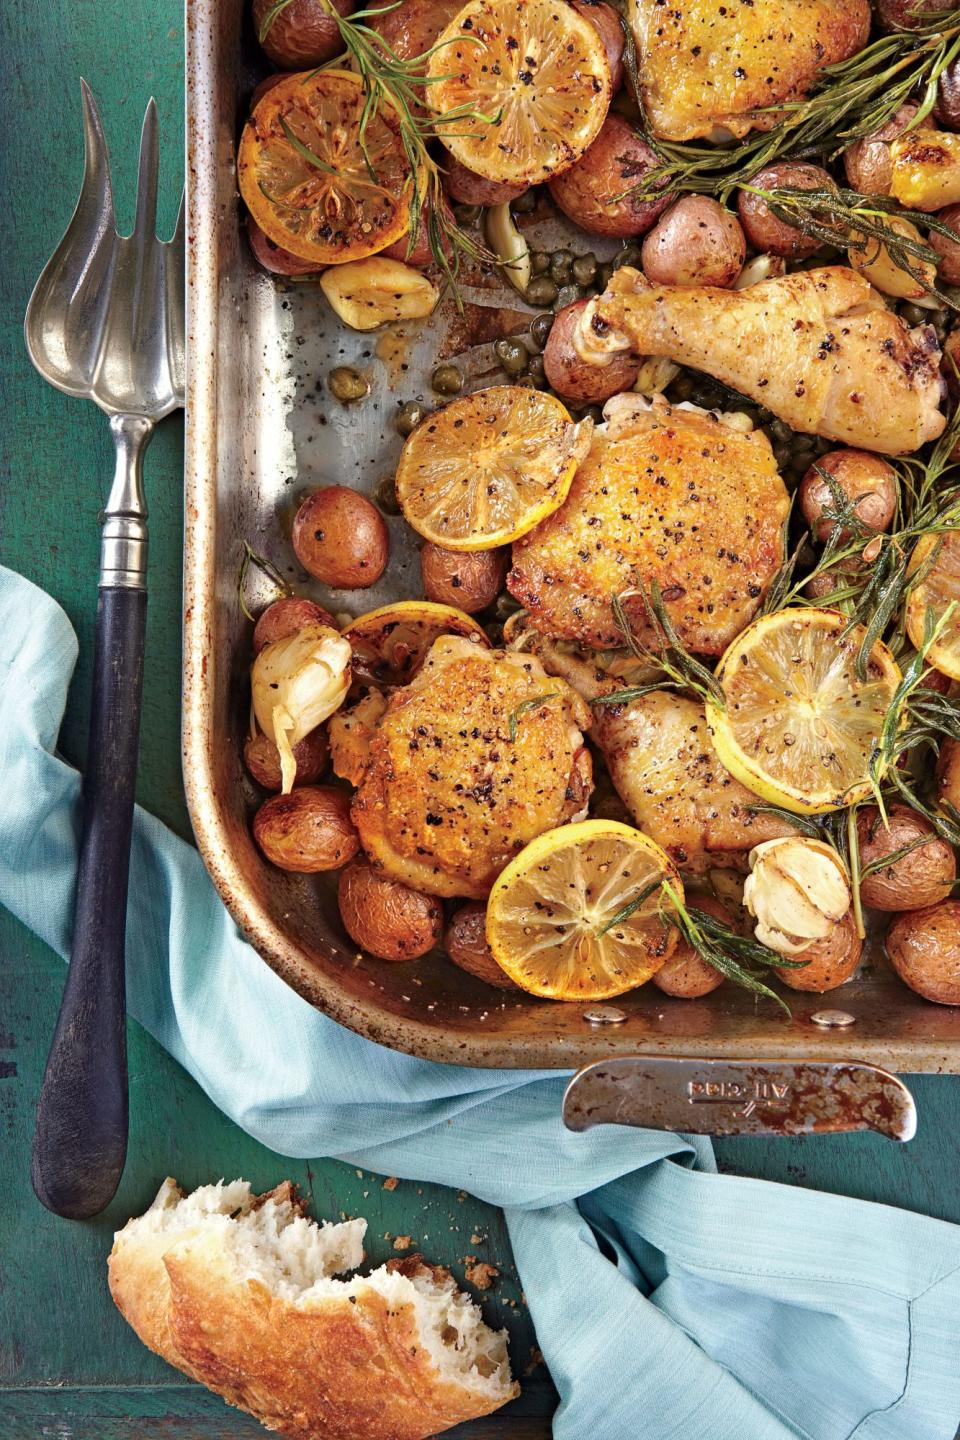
445,903,519,989
875,0,954,31
253,786,359,872
799,449,897,542
548,116,670,237
856,804,956,912
887,900,960,1004
651,894,728,998
774,910,862,993
571,0,624,93
543,298,640,403
246,216,321,276
737,162,835,258
338,857,444,960
442,154,526,207
936,59,960,129
244,727,330,791
252,0,352,67
930,203,960,283
842,102,933,196
254,596,338,654
641,196,746,288
937,737,960,810
292,487,389,589
420,543,509,613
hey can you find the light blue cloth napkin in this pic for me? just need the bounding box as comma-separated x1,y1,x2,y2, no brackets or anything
2,561,959,1440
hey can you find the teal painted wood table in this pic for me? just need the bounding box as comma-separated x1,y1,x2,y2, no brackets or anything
3,4,960,1437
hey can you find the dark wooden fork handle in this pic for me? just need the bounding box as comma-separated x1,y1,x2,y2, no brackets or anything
31,585,147,1219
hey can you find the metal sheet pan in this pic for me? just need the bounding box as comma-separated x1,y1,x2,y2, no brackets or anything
183,0,960,1094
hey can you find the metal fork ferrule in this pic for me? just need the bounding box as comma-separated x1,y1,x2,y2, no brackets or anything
100,413,153,589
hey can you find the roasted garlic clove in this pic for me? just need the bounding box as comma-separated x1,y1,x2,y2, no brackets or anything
743,837,851,957
320,257,439,331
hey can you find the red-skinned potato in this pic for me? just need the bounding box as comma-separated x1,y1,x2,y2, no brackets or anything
253,786,359,872
338,858,444,960
292,487,389,589
937,737,960,810
420,543,509,612
799,449,897,542
929,204,960,283
367,0,464,116
843,103,934,196
543,298,640,403
652,894,728,998
738,162,836,258
641,197,746,288
249,73,286,112
247,216,322,276
254,596,339,654
244,726,330,791
571,0,624,93
548,116,671,237
936,59,960,130
875,0,954,32
887,900,960,1004
382,197,454,268
252,0,352,68
775,910,862,993
442,154,526,207
856,804,956,912
445,903,519,989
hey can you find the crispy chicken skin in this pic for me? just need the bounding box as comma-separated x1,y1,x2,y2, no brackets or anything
507,395,789,653
506,631,795,866
628,0,870,142
586,266,946,456
351,637,592,898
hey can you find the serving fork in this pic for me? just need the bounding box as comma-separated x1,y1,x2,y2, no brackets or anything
24,82,185,1219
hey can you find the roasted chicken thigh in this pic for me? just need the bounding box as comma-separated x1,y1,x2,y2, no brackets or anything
508,394,789,653
627,0,870,142
584,266,946,456
351,637,592,898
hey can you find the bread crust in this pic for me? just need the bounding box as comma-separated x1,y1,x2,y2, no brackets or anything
108,1182,516,1440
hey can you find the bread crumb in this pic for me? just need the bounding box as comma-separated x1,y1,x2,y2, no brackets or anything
393,1235,413,1251
470,1233,483,1245
524,1347,544,1376
465,1262,499,1291
383,1176,399,1191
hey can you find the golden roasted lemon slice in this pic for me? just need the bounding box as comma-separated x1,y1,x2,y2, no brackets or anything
905,530,960,680
706,609,902,815
395,386,591,550
342,601,490,688
238,70,414,265
486,820,681,1000
427,0,612,186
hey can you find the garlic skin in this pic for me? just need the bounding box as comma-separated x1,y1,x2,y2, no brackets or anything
252,623,352,793
743,837,851,957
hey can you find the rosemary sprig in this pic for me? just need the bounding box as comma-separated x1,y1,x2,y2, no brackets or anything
611,582,725,706
660,881,802,1017
742,185,960,310
237,540,292,622
259,0,497,291
624,10,960,201
508,692,560,742
595,877,664,936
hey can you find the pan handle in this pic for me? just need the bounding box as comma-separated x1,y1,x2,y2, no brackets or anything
562,1057,917,1141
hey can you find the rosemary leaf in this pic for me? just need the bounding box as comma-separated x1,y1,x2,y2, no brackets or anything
595,877,665,937
508,692,560,742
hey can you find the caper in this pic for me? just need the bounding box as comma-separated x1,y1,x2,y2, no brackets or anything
554,284,581,311
612,243,642,272
528,314,553,351
512,374,538,388
526,275,559,306
328,366,369,403
431,364,464,396
669,373,694,401
494,337,530,376
941,283,960,306
395,400,425,437
549,249,574,285
595,261,613,290
933,311,950,342
511,188,537,214
770,417,793,444
901,302,930,327
494,591,522,620
374,474,402,515
572,253,598,287
453,203,481,226
772,442,792,470
527,354,546,384
530,250,551,275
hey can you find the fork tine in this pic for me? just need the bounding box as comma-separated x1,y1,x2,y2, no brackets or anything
80,78,116,233
133,98,160,240
166,189,186,401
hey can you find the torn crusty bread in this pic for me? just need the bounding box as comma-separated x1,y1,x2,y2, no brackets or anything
107,1178,518,1440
